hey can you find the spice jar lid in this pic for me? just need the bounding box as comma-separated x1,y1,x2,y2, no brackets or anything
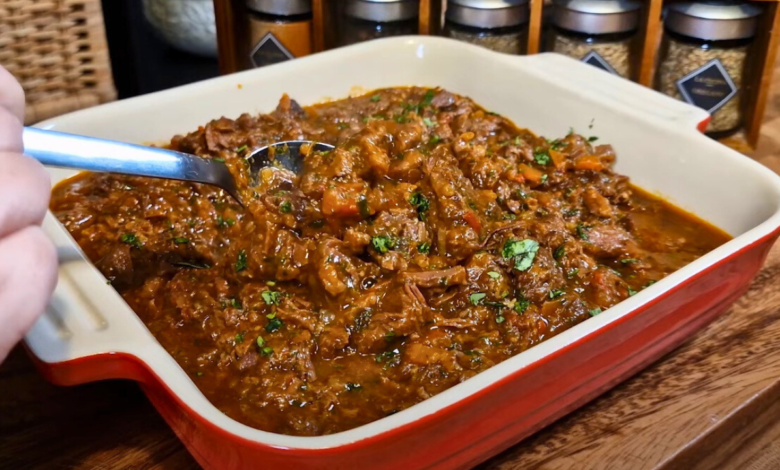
553,0,641,35
665,1,762,41
345,0,420,23
446,0,530,29
246,0,312,16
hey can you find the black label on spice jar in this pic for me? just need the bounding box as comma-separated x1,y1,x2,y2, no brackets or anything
581,51,618,76
675,59,737,114
250,33,295,68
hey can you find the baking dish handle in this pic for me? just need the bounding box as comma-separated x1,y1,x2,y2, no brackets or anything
520,53,711,132
24,214,162,385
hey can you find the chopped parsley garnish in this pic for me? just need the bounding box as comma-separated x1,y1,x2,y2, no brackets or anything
589,308,602,317
256,336,266,348
229,297,242,309
628,288,638,296
429,134,441,145
420,90,435,107
279,201,292,213
588,136,599,142
120,233,141,247
385,331,397,342
217,215,236,228
514,298,530,314
643,280,658,288
553,245,565,261
260,346,274,356
261,290,281,305
345,383,362,391
469,292,487,305
409,192,430,220
417,242,431,254
235,249,248,272
423,117,436,127
567,268,579,279
502,239,540,272
487,271,501,279
496,315,506,324
265,315,283,332
370,94,381,102
337,123,349,130
376,350,400,368
541,174,549,183
589,118,595,129
534,150,551,166
235,145,248,153
548,289,565,300
371,235,396,254
567,127,575,136
235,332,245,343
214,158,226,163
549,139,564,150
576,224,590,241
196,372,203,377
620,258,638,264
173,237,189,245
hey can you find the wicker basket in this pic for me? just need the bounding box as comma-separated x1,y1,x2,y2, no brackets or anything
0,0,116,124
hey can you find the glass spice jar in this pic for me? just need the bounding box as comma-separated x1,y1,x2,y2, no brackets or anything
549,0,641,79
340,0,420,46
246,0,313,68
444,0,530,55
655,1,761,138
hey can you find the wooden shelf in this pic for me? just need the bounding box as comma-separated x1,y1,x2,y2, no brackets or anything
212,0,780,151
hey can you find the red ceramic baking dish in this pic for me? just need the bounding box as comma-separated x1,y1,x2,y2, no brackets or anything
26,37,780,469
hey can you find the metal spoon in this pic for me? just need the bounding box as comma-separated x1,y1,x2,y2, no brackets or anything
22,127,335,207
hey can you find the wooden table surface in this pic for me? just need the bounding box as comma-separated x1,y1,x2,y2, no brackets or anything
7,70,780,470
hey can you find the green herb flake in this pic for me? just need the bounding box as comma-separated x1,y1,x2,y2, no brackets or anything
620,258,639,265
261,290,281,305
214,158,226,163
260,346,274,357
423,117,436,127
502,239,540,272
588,136,599,142
256,336,267,348
541,174,549,183
420,90,435,107
235,145,248,153
120,233,141,247
515,298,530,314
235,249,248,272
628,288,638,297
589,308,602,317
370,94,381,102
643,280,658,288
534,151,551,166
196,371,204,377
280,201,292,213
173,237,189,245
567,268,579,279
409,192,430,221
265,316,283,333
548,289,565,300
429,134,441,145
229,297,242,309
235,332,245,343
553,245,565,261
385,331,397,342
371,235,395,254
487,271,501,279
496,315,506,324
417,242,431,254
469,292,487,306
576,224,590,241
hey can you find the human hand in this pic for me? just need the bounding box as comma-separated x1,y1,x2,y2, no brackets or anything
0,65,57,363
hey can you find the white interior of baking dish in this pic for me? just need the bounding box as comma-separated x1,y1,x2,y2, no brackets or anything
27,36,780,449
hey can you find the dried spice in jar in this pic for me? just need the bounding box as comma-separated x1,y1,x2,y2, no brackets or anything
550,0,641,79
655,1,761,138
340,0,419,46
444,0,530,54
247,0,312,68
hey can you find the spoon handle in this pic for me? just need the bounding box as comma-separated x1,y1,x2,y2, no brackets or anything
22,127,242,205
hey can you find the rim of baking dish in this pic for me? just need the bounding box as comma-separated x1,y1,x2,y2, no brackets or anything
30,36,780,450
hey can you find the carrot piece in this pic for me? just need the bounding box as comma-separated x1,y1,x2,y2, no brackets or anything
463,211,482,232
518,164,544,186
549,149,567,170
574,155,604,172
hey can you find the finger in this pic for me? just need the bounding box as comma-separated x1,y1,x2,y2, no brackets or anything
0,225,58,363
0,152,51,239
0,65,25,123
0,107,23,153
